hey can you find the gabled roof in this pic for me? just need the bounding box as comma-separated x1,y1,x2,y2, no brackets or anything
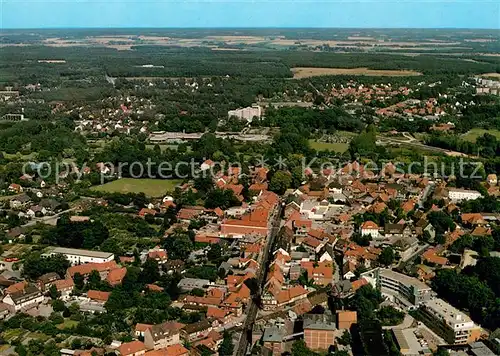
87,290,110,302
118,341,146,356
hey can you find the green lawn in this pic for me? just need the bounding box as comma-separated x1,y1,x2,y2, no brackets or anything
462,128,500,142
309,140,349,152
56,319,78,330
91,178,182,197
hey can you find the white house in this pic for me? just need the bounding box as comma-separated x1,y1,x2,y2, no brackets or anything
319,251,333,263
360,221,380,239
3,284,44,312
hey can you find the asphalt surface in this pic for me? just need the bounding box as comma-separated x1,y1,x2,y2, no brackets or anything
235,203,283,356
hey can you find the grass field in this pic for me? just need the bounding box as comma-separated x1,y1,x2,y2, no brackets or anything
291,67,422,78
91,178,182,197
309,140,349,152
462,128,500,142
57,319,79,330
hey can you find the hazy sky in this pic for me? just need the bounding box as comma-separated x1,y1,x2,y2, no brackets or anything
1,0,499,29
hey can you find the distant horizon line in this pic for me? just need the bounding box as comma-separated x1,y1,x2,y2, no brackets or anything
1,26,500,31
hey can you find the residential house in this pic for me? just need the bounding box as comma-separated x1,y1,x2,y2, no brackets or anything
118,341,146,356
182,319,214,342
360,221,380,239
26,205,47,218
262,326,286,355
2,283,44,311
9,194,30,209
87,290,110,303
37,272,60,291
135,323,153,338
144,321,183,350
53,279,74,300
106,267,127,286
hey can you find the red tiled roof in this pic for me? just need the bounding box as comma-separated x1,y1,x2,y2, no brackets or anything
135,323,153,332
351,278,368,291
361,221,378,230
53,278,74,291
87,290,110,302
67,261,118,278
106,267,127,286
118,341,146,356
139,208,156,216
146,284,164,292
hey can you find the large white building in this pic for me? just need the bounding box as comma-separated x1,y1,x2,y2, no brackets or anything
43,247,114,266
361,268,432,307
448,188,482,202
420,298,481,344
227,105,262,123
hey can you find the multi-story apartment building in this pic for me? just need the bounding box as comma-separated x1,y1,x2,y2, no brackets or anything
43,247,114,265
227,105,261,123
362,268,432,307
420,298,481,344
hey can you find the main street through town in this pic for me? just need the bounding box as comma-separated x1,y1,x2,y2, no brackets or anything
235,202,283,356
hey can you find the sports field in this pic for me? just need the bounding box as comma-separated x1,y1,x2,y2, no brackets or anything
462,128,500,142
91,178,182,197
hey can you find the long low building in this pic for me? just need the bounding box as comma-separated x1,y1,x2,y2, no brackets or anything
361,268,432,307
43,247,115,265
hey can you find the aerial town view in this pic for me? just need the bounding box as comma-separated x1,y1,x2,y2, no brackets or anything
0,1,500,356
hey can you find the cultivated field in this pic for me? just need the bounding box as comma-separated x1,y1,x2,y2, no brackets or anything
291,67,422,78
91,178,182,197
462,128,500,142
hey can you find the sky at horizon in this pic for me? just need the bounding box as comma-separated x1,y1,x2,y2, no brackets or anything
1,0,499,30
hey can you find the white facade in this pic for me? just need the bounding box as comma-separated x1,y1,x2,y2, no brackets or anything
448,189,482,202
3,294,44,311
227,105,261,123
421,298,478,344
44,247,114,266
361,227,379,239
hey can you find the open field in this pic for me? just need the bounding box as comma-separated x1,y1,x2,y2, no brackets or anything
481,73,500,78
462,128,500,142
292,67,422,78
91,178,182,197
57,319,79,330
309,140,349,152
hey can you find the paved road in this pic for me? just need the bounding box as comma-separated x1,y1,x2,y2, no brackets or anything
235,203,283,356
21,207,77,227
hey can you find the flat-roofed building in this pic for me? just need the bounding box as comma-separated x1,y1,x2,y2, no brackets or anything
361,268,432,307
392,328,431,356
420,298,481,345
303,312,336,351
43,247,114,265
